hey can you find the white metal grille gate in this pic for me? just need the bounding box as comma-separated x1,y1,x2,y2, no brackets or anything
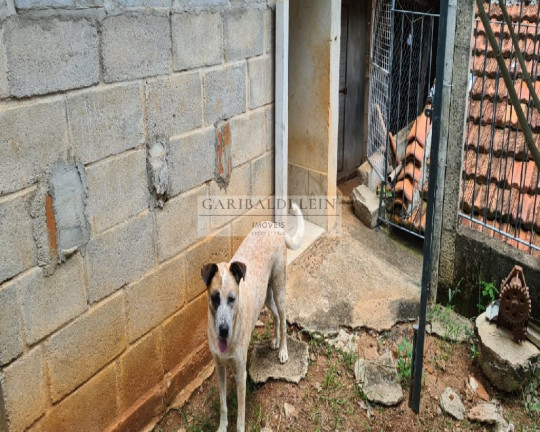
368,0,439,238
367,0,392,180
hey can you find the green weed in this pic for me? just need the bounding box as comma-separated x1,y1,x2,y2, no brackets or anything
477,279,498,312
396,338,413,384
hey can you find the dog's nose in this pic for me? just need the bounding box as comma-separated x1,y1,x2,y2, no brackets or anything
219,324,229,338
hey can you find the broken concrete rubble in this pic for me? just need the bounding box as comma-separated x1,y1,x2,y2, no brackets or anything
354,351,403,406
249,336,309,384
351,184,379,229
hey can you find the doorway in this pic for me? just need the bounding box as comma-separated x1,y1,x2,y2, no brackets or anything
337,0,371,182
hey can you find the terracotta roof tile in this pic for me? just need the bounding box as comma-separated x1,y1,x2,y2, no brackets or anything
471,54,539,80
404,141,425,166
395,177,415,204
407,112,431,147
404,161,423,183
478,4,539,23
469,99,540,131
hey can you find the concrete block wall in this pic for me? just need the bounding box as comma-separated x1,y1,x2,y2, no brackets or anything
0,0,275,430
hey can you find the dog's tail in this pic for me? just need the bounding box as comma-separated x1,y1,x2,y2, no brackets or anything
284,203,304,250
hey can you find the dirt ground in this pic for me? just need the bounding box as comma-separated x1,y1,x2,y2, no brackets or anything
152,312,539,432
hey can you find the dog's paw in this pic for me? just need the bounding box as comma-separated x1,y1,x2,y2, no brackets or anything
271,337,280,350
279,347,289,363
216,423,228,432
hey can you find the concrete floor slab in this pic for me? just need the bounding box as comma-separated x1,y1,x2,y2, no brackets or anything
286,204,422,335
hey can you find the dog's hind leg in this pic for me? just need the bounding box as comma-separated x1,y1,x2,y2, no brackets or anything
265,287,280,350
215,362,228,432
270,257,289,363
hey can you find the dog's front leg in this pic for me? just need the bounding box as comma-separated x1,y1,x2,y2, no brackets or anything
216,362,228,432
233,360,247,432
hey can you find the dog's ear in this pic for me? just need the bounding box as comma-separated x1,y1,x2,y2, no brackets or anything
201,263,218,288
229,261,246,285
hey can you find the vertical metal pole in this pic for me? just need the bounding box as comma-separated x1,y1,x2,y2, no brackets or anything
409,0,449,414
275,0,289,224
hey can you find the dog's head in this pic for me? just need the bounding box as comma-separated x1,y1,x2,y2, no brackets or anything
201,261,247,353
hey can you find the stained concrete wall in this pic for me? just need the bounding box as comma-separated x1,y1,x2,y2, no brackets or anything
0,1,275,431
288,0,340,230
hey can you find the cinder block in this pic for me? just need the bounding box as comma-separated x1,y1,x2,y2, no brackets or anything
230,110,266,167
19,255,87,345
15,0,102,8
224,8,264,61
3,18,98,97
146,72,202,139
209,162,251,229
248,55,274,108
0,28,8,98
38,364,118,432
264,8,274,54
251,152,274,198
184,226,230,302
169,127,215,197
357,160,381,192
119,330,163,410
45,293,126,402
0,188,37,284
86,212,154,303
204,64,246,125
0,0,15,21
0,279,23,366
172,0,227,10
101,13,170,82
0,98,68,195
67,82,144,165
0,347,46,432
162,294,207,372
172,11,222,71
265,104,275,151
86,150,149,234
231,206,273,251
126,254,185,342
50,162,90,259
110,0,169,7
156,185,207,262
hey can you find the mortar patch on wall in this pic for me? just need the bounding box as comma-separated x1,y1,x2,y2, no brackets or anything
147,138,169,208
49,161,90,261
215,121,231,189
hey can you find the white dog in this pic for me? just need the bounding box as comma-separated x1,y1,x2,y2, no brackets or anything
201,204,304,432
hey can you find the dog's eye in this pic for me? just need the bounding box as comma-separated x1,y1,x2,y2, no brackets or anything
228,295,236,304
211,292,220,308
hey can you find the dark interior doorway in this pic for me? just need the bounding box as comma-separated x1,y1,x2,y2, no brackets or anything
337,0,371,182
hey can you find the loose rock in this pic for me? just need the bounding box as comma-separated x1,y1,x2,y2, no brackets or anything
326,329,357,355
354,351,403,406
439,387,466,420
468,403,515,432
283,403,298,419
476,312,540,392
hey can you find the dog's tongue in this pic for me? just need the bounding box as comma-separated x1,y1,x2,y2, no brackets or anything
218,338,228,353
